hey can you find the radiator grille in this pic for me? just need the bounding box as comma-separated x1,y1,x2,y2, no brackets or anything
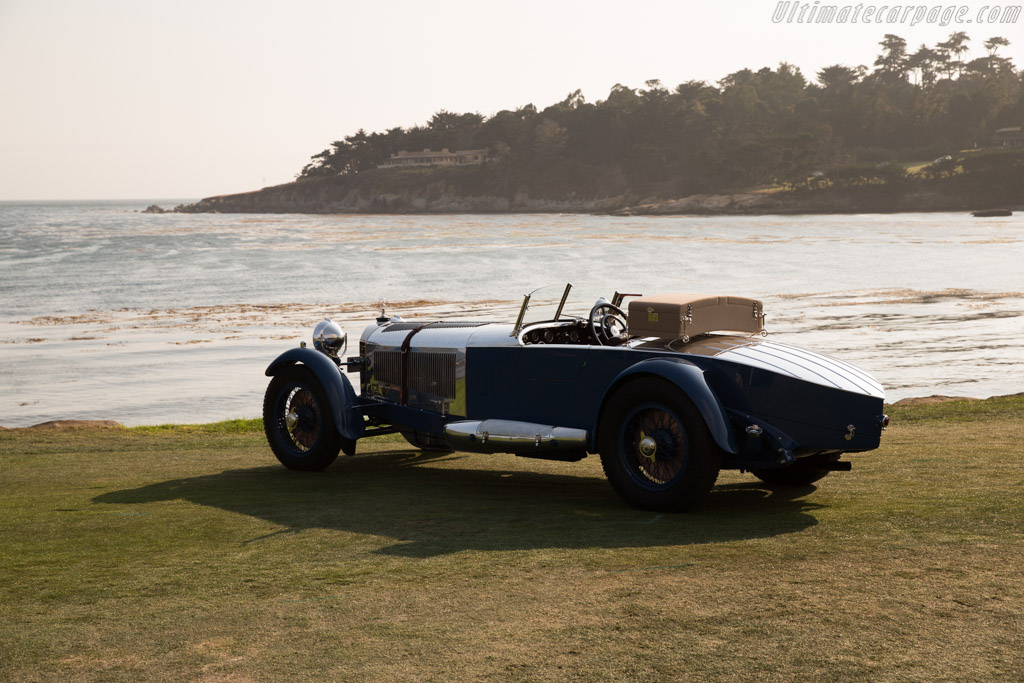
371,350,402,387
409,352,456,399
369,349,457,400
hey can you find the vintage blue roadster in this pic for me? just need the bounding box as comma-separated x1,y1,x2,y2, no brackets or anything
263,284,887,511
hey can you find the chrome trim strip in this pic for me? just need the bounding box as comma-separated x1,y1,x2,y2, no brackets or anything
444,419,588,452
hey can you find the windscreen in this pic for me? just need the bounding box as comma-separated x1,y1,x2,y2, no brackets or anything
519,282,627,327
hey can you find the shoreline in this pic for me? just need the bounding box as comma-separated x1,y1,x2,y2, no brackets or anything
161,171,1024,217
160,205,1024,218
163,192,1023,217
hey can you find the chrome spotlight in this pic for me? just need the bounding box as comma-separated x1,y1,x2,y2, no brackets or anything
312,318,347,359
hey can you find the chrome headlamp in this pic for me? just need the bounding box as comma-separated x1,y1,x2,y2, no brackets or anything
312,318,347,359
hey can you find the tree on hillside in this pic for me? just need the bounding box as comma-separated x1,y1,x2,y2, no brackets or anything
938,31,971,77
294,31,1024,198
475,105,537,157
908,45,940,86
978,37,1015,75
757,63,808,113
553,89,586,111
817,64,862,89
874,34,909,82
985,36,1010,56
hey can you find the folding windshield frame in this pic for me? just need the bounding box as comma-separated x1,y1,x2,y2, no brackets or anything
511,283,574,337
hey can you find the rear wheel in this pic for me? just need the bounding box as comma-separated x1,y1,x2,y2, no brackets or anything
599,378,721,511
263,365,341,471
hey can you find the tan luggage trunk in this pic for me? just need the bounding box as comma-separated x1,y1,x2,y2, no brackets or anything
627,294,764,341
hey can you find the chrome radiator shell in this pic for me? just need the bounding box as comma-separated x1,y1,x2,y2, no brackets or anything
360,321,516,417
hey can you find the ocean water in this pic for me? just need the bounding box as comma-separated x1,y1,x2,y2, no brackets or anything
1,200,1021,427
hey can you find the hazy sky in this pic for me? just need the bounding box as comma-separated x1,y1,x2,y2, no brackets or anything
1,0,1020,200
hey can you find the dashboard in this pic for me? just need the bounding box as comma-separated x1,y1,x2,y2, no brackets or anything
520,320,593,346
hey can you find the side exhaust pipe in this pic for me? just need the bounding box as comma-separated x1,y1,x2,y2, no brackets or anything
444,419,588,454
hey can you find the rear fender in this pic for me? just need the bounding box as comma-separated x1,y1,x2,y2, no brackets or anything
594,358,738,454
266,347,365,441
724,408,800,468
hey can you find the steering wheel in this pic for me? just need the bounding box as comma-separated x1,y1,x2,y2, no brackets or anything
589,300,629,346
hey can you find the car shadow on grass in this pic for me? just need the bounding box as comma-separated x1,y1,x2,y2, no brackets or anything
94,449,824,557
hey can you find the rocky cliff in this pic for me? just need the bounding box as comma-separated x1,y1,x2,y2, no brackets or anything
170,174,1016,216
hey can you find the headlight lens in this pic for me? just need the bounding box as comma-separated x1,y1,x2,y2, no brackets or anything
313,318,347,359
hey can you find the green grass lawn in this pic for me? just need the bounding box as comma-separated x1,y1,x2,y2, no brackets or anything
2,396,1023,681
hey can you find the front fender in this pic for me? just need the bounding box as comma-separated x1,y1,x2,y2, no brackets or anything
595,358,738,454
265,347,365,441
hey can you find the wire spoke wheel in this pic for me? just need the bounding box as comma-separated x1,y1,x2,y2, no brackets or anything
263,365,341,471
622,406,689,487
599,378,721,511
282,386,322,452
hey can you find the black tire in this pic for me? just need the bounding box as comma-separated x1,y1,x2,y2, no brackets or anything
400,429,453,453
263,365,341,471
598,378,722,512
751,454,840,487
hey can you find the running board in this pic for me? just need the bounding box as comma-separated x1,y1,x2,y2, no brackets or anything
444,420,588,453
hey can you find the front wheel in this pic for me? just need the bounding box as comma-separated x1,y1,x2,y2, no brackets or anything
599,378,721,511
263,365,341,471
